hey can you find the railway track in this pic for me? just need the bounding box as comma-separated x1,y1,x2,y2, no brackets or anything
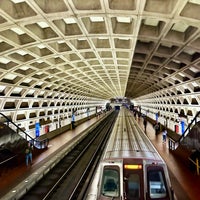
19,111,118,200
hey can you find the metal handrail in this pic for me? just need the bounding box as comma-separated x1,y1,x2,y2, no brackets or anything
0,112,48,149
188,157,200,175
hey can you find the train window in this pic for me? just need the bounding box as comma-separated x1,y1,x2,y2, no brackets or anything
101,168,120,197
147,167,168,199
126,174,140,200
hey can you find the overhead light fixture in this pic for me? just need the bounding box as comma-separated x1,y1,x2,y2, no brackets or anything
173,59,181,64
118,37,130,40
27,89,35,94
4,73,17,80
77,38,86,41
172,22,188,32
36,59,43,63
98,37,108,40
57,40,65,44
63,18,76,24
184,49,195,55
179,72,185,77
36,72,43,76
0,57,10,64
190,66,199,73
39,90,45,95
189,0,200,5
191,82,198,87
23,78,32,83
12,87,22,93
16,50,27,55
37,44,46,49
90,16,104,22
10,27,25,35
144,19,159,26
37,21,49,28
20,65,29,70
0,85,6,92
11,0,25,3
117,17,131,23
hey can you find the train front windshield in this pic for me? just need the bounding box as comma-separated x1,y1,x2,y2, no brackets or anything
101,167,120,198
147,166,169,199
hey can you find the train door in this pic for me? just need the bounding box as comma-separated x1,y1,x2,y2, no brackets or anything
123,164,144,200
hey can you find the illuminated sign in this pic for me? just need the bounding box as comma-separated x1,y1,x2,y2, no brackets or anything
124,164,142,170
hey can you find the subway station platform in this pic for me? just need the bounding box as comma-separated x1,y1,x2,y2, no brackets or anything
0,115,103,200
0,112,199,200
137,116,200,200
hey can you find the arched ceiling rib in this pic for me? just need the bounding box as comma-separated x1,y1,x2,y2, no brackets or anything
0,0,199,101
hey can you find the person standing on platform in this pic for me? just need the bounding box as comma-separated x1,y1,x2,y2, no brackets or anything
71,112,75,129
143,116,147,133
25,142,33,166
162,128,167,143
154,122,160,135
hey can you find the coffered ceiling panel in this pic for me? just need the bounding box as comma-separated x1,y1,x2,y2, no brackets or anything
0,0,199,100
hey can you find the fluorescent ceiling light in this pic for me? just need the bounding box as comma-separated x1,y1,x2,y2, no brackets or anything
37,21,49,28
189,0,200,5
20,66,29,70
36,60,43,63
117,17,131,23
171,76,177,80
11,0,24,3
190,66,199,73
23,78,32,83
36,72,43,75
184,49,195,55
12,87,22,93
0,85,6,92
37,44,46,49
98,37,108,40
162,43,172,48
39,90,45,94
11,27,25,35
77,38,86,41
4,73,17,80
172,22,188,32
179,72,185,77
57,40,65,44
173,59,181,64
27,89,35,94
90,16,104,22
16,50,27,55
63,18,76,24
0,57,10,64
192,82,198,87
118,37,130,40
144,19,159,26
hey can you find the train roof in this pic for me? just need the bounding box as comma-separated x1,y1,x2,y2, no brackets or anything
102,108,164,162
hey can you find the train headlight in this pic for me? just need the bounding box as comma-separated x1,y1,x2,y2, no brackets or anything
124,164,142,169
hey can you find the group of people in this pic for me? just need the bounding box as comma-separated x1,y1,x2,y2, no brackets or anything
154,122,167,143
143,116,167,143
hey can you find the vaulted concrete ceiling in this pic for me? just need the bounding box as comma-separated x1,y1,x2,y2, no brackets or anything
0,0,199,101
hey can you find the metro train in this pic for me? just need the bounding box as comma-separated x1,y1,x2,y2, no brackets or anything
96,107,174,200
